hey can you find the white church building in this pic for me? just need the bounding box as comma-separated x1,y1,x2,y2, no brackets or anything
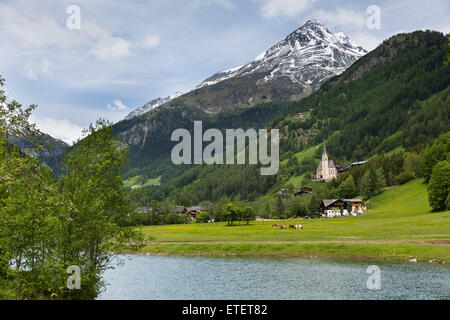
316,143,337,181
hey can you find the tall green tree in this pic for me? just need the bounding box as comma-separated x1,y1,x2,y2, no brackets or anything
360,167,386,199
275,195,285,218
61,120,143,298
241,206,256,225
421,132,450,182
428,161,450,211
335,175,357,199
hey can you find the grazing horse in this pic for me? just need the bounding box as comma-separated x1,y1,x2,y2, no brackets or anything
279,224,287,230
289,225,296,230
295,225,303,230
272,224,279,228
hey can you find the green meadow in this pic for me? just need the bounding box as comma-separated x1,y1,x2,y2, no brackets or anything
132,179,450,263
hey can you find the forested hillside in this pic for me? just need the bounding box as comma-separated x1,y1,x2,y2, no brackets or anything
125,30,449,207
275,30,449,161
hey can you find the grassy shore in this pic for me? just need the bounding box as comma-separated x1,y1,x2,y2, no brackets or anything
130,179,450,263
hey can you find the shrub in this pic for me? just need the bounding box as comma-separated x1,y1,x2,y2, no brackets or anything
428,161,450,211
196,212,210,223
395,171,415,185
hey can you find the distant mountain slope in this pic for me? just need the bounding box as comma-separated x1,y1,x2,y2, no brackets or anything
8,132,67,158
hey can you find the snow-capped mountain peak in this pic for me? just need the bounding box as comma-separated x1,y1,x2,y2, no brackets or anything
124,20,367,120
196,19,367,89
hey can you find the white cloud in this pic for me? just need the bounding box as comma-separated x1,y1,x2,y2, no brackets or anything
30,116,84,145
313,8,366,29
260,0,317,19
22,59,55,80
0,4,76,49
140,34,161,49
351,32,383,51
438,25,450,34
90,36,132,61
107,99,129,111
0,3,133,62
23,63,38,80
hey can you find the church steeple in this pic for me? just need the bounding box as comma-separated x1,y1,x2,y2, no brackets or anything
322,142,328,161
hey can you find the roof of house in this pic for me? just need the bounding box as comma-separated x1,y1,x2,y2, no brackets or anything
342,199,362,203
188,206,203,211
174,206,186,213
322,199,363,207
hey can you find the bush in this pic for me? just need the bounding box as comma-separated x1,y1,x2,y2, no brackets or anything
196,212,210,223
335,175,357,198
395,171,415,185
428,161,450,211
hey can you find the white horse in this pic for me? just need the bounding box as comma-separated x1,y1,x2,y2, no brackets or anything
295,225,303,230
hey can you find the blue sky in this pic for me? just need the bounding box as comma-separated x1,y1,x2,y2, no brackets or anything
0,0,448,144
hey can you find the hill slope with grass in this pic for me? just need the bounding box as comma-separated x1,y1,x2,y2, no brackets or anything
131,179,450,263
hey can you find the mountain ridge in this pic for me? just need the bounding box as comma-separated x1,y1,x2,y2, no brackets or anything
124,20,366,119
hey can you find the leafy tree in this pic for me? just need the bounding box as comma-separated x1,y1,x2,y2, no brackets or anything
421,132,450,182
60,120,143,298
196,211,210,223
241,206,256,225
360,167,386,199
287,196,310,217
335,175,357,199
395,171,415,185
428,161,450,211
223,203,239,226
403,152,422,177
275,195,285,218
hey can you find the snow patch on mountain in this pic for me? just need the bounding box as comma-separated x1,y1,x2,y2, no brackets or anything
124,92,183,120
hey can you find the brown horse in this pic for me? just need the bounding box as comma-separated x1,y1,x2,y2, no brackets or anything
272,224,279,228
279,224,287,230
289,225,296,230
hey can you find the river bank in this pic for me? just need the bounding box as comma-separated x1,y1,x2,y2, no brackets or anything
123,241,449,264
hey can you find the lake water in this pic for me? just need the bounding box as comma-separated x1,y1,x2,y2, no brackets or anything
97,255,450,300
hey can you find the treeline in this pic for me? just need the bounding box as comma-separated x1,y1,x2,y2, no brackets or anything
128,164,278,207
0,78,142,300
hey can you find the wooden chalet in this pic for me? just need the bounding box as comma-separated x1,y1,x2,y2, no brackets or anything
320,199,365,218
295,186,312,196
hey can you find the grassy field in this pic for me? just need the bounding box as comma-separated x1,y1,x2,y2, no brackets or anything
124,175,162,188
131,179,450,263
